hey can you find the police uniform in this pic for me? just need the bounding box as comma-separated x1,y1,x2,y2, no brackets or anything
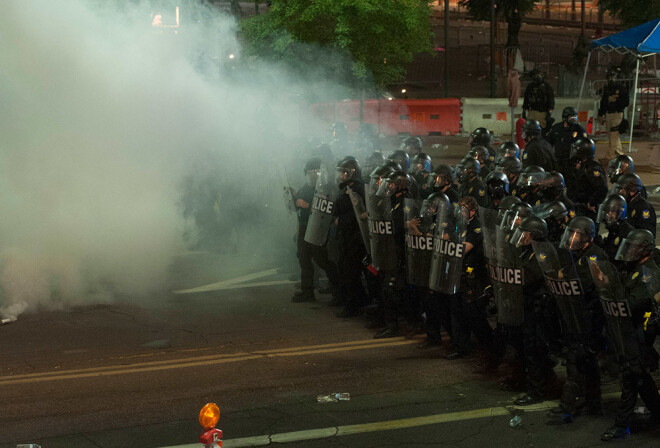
547,122,588,177
333,181,369,316
627,196,657,238
599,82,630,159
612,259,660,428
567,160,608,221
295,183,341,298
448,217,493,357
522,136,557,171
523,81,555,129
445,185,460,205
458,177,488,208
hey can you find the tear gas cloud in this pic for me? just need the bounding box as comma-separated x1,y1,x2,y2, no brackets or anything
0,0,344,318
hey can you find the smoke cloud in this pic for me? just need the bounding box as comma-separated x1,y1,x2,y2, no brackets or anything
0,0,341,318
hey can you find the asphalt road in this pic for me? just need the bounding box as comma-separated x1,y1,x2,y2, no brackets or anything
1,251,659,448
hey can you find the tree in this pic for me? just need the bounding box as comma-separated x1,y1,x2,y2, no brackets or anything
239,0,433,93
600,0,660,28
458,0,535,49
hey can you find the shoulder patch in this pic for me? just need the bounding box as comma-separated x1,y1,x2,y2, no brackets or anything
461,231,467,237
593,170,600,177
572,131,578,138
394,203,400,210
535,200,541,206
478,189,485,197
468,187,473,194
582,132,587,138
631,209,636,217
474,227,482,233
539,252,547,261
614,236,620,246
642,210,650,219
523,153,528,160
569,210,576,218
512,189,517,196
589,255,598,261
632,271,639,280
404,206,411,213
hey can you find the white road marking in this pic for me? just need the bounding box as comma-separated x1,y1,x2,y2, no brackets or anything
172,268,281,294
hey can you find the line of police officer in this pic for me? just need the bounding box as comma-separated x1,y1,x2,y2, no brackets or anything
291,121,659,442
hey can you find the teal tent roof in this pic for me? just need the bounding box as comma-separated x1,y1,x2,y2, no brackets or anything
592,18,660,54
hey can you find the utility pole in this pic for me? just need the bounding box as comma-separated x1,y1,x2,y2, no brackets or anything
445,0,449,98
490,0,496,97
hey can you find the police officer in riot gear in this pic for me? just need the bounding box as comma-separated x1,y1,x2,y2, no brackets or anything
484,171,509,209
595,229,660,441
523,70,555,131
292,158,341,303
457,157,488,207
547,106,588,178
497,195,522,222
333,156,369,317
468,146,492,179
515,166,545,204
566,138,607,221
446,196,494,360
470,127,492,148
595,194,634,263
429,165,460,204
497,156,522,195
401,136,423,157
613,173,656,237
328,122,350,153
598,67,630,163
537,171,577,217
521,119,557,171
494,141,520,165
373,169,415,338
607,155,648,199
411,152,433,198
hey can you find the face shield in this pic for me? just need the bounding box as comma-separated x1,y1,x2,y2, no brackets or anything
412,161,431,175
559,227,591,251
306,169,320,186
500,209,529,231
596,202,625,225
614,238,649,262
420,198,439,219
429,173,449,191
335,167,355,186
376,178,398,197
510,228,536,247
455,165,470,184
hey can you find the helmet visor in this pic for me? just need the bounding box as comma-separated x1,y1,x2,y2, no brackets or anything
596,202,625,224
510,228,535,247
376,178,397,197
614,238,647,261
559,228,590,251
335,167,355,185
501,210,528,231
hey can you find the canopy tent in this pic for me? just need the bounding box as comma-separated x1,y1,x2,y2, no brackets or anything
577,18,660,152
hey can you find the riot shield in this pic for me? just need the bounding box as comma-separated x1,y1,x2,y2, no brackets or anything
304,163,340,246
404,198,435,287
347,185,370,254
366,179,397,271
532,241,585,336
479,207,525,326
429,202,467,294
588,257,634,358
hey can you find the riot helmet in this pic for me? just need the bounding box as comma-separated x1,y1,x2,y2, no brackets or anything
329,122,348,142
615,229,655,262
535,200,569,241
387,149,410,172
368,163,398,195
562,107,578,125
376,170,411,197
511,216,548,247
522,119,542,141
560,216,596,252
456,196,479,222
497,195,522,221
412,152,433,174
609,155,635,183
401,136,423,156
517,167,546,202
596,194,627,225
497,156,522,182
501,202,533,231
470,127,492,147
456,157,480,184
613,173,643,202
336,156,361,188
538,171,565,200
304,157,322,185
485,170,510,201
570,138,595,161
496,142,520,163
468,145,490,166
429,165,455,192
